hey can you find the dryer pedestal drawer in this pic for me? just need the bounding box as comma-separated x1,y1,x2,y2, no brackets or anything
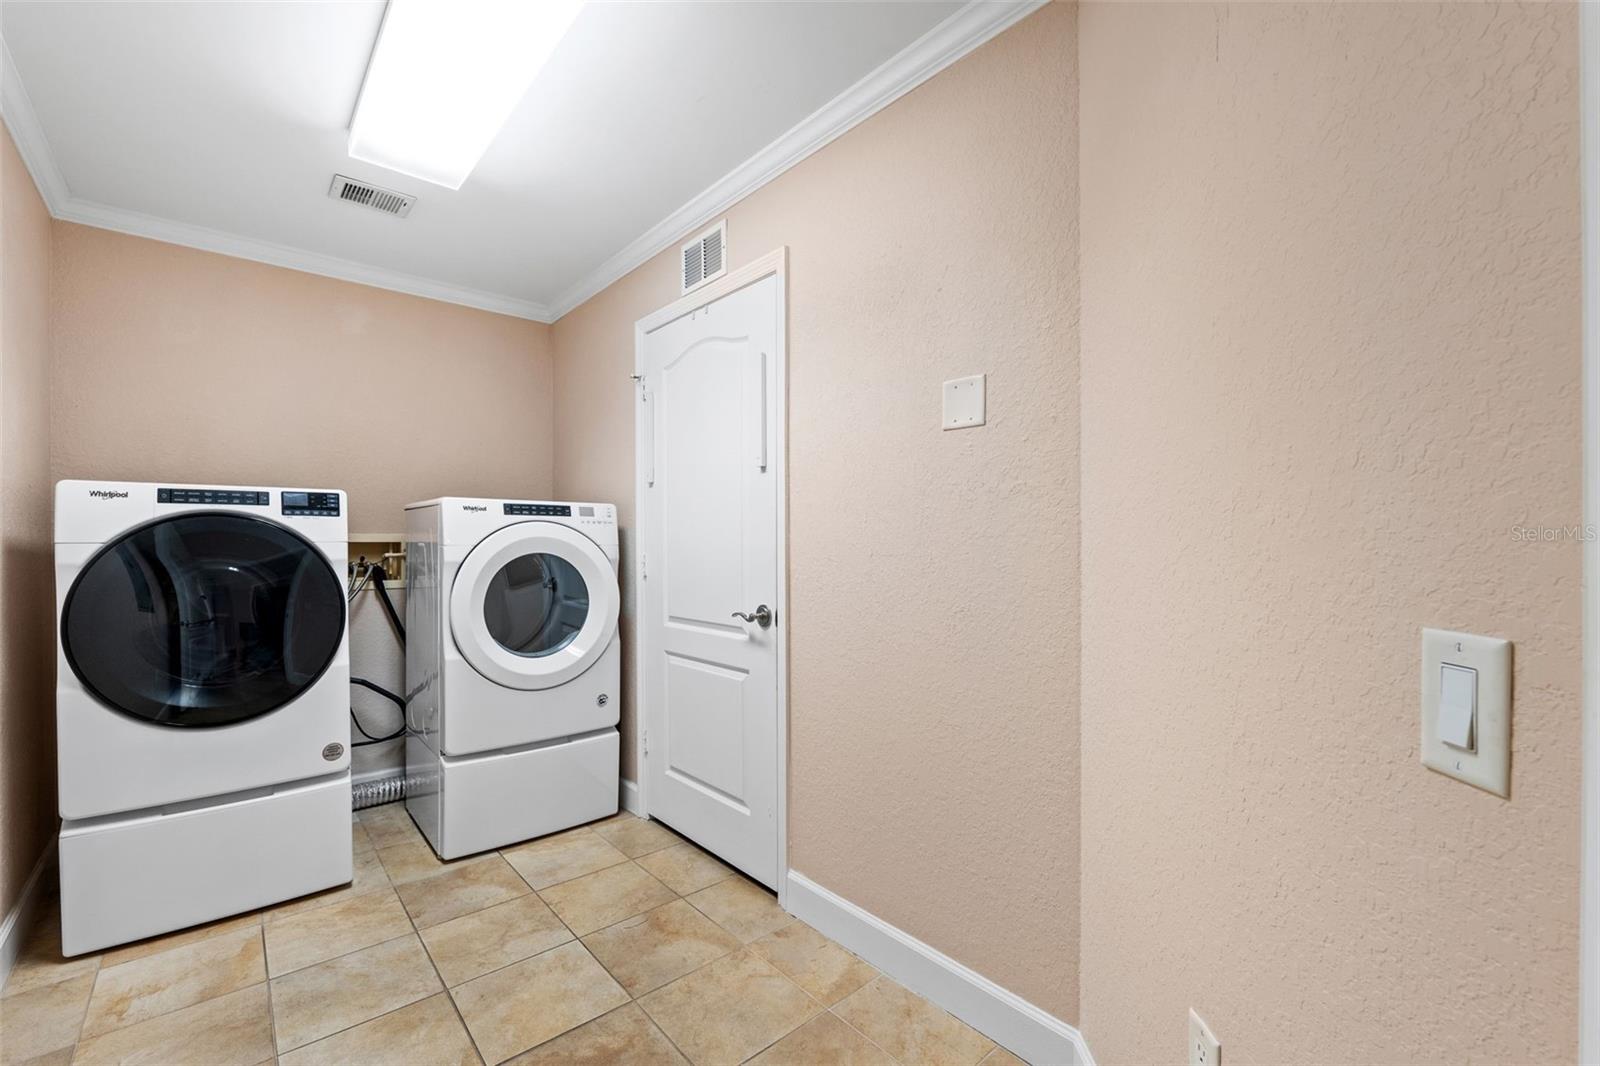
58,772,351,956
428,729,619,859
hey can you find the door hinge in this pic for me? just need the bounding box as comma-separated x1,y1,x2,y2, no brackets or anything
643,729,649,756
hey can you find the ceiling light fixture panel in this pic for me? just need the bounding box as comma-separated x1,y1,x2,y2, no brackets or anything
348,0,585,190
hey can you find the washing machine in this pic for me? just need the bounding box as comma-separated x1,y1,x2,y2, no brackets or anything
55,480,353,955
405,497,620,859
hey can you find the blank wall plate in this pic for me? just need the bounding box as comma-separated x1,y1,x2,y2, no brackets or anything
942,374,985,430
1189,1009,1220,1066
1420,627,1511,797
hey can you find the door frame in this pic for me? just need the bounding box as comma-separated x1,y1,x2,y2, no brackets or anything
633,245,790,904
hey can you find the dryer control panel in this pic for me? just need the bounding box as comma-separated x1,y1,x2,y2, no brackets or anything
281,492,341,517
158,487,269,506
504,503,571,517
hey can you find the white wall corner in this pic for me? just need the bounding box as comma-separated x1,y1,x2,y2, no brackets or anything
547,0,1048,320
785,871,1093,1066
0,839,57,992
620,777,642,817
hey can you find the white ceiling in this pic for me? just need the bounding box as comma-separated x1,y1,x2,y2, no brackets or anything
0,0,1012,321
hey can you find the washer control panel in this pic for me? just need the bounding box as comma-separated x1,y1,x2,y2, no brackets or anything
504,503,571,517
158,487,269,506
281,492,341,517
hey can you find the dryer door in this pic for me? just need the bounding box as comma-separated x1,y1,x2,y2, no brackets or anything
61,513,346,727
450,522,618,691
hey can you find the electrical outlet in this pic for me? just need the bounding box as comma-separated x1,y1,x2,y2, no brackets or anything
1189,1009,1220,1066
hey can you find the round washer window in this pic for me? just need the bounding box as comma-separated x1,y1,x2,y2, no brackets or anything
482,552,590,657
61,513,345,728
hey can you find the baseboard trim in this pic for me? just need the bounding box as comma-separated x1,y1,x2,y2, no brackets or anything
785,871,1093,1066
620,777,642,817
0,839,56,992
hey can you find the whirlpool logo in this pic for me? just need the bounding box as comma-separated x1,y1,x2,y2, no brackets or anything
462,505,488,513
88,489,130,500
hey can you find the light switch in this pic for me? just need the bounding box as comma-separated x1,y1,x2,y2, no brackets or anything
942,375,985,430
1437,664,1476,751
1420,628,1511,797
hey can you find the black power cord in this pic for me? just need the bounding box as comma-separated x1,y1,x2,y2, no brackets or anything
350,560,407,746
371,566,406,645
350,675,405,745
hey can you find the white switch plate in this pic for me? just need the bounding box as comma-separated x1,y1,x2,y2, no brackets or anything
1420,628,1511,797
942,374,985,430
1189,1009,1220,1066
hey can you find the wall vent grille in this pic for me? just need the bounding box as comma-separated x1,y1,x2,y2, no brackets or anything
681,220,728,293
329,174,414,218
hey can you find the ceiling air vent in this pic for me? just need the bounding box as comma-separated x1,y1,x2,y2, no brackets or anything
681,220,727,294
329,174,414,218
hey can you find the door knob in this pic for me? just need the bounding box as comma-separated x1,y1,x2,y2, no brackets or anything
731,604,773,629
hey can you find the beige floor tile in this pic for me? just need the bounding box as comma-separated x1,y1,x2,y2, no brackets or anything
685,878,793,944
634,843,734,897
81,925,265,1038
269,935,442,1053
420,895,573,988
980,1047,1030,1066
590,815,679,858
834,976,994,1066
71,983,275,1066
357,804,422,849
749,922,877,1006
450,941,628,1064
3,907,99,1000
747,1011,896,1066
580,899,740,997
397,855,529,929
15,1047,73,1066
538,862,677,937
501,829,630,891
0,972,93,1064
264,888,413,977
277,992,480,1066
505,1003,687,1066
100,910,261,970
374,838,461,886
350,819,375,856
268,849,390,921
639,948,820,1065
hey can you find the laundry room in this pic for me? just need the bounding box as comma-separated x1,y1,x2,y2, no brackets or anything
0,2,1591,1065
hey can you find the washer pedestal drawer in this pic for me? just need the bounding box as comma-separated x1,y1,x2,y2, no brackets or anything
425,729,619,860
58,772,351,956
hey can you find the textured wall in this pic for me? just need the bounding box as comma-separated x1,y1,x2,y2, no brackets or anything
553,3,1080,1020
1077,3,1581,1061
0,121,57,918
50,224,555,538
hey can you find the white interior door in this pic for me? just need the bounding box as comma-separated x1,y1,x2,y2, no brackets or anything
639,268,782,889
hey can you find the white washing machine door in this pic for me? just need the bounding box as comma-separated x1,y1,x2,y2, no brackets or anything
450,522,618,691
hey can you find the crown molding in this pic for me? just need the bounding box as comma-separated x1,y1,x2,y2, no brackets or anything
1,33,69,213
2,32,551,323
547,0,1047,320
53,198,553,322
2,0,1043,326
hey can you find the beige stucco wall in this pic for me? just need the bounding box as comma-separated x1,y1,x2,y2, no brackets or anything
50,224,555,538
0,121,57,918
1077,3,1581,1061
552,3,1080,1020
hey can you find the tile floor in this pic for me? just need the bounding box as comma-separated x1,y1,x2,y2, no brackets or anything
1,805,1026,1066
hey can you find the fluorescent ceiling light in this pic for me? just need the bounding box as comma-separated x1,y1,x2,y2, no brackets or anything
349,0,584,190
